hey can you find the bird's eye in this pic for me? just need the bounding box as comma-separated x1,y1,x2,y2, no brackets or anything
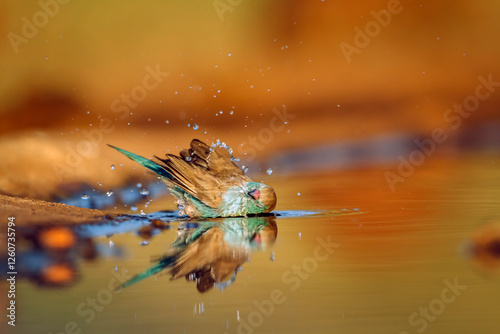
248,189,260,200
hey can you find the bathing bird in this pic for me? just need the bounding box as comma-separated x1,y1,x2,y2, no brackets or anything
114,216,278,292
108,139,276,218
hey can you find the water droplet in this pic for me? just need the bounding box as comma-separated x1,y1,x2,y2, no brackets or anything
187,123,191,127
193,123,199,130
228,52,232,56
140,189,149,195
110,165,115,170
165,120,169,124
140,210,146,215
139,241,150,246
185,156,192,162
136,183,142,188
297,192,301,196
242,166,248,173
109,240,115,247
131,206,138,211
298,232,302,240
81,194,89,200
114,265,118,272
230,110,234,115
270,251,275,262
267,168,273,175
106,190,114,197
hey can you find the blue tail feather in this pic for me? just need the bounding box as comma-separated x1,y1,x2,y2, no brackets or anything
108,144,172,180
113,257,175,291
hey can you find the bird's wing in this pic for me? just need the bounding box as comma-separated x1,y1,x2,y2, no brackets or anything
156,139,250,208
154,154,200,196
109,140,249,208
170,228,222,280
155,153,224,207
189,139,250,181
170,227,248,282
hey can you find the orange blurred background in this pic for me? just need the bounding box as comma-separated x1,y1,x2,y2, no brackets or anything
1,0,500,200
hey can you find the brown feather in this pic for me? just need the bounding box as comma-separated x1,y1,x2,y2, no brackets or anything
154,139,250,208
170,228,247,281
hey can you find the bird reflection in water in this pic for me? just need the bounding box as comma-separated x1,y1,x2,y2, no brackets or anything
115,215,278,292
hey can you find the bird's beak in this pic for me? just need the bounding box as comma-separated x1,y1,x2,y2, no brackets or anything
248,189,260,200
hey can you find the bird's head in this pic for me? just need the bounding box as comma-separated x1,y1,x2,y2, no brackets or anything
245,182,277,214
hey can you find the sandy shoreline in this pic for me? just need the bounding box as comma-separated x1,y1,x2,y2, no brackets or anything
0,194,120,227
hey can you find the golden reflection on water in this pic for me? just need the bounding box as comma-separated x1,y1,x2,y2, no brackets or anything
4,156,500,334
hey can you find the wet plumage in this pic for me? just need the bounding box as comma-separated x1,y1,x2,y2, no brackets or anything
108,139,277,218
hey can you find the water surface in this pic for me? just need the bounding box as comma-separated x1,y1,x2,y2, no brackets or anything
4,155,500,334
